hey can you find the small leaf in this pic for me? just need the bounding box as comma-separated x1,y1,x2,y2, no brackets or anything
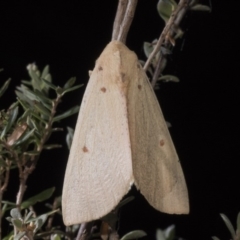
42,78,57,90
2,200,16,206
12,218,23,230
2,231,14,240
0,78,11,98
6,217,13,222
25,210,34,222
61,84,83,96
1,106,19,139
53,105,79,122
236,212,240,237
121,230,147,240
56,86,63,95
43,144,62,150
29,68,41,91
220,213,236,240
10,208,22,219
163,225,175,240
14,232,26,240
157,0,177,23
41,65,50,79
34,89,52,105
13,128,35,146
51,234,61,240
23,151,39,156
190,4,211,12
156,229,166,240
21,187,55,209
66,127,74,149
34,209,59,233
33,101,51,118
159,75,179,82
63,77,76,89
143,42,154,58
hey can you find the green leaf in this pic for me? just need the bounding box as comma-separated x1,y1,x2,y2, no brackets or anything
163,225,175,240
25,210,34,222
23,151,39,156
121,230,147,240
190,4,211,12
220,213,236,240
2,200,16,206
156,229,166,240
33,101,51,118
51,234,61,240
14,232,26,240
63,77,76,89
10,208,22,219
143,42,154,58
41,65,50,79
12,218,23,230
34,209,59,233
2,231,14,240
159,75,179,82
66,127,74,149
42,78,57,90
53,105,79,122
16,93,33,109
34,89,53,105
157,0,177,23
61,84,83,96
29,68,41,91
56,86,63,95
1,106,19,139
0,78,11,98
236,212,240,237
21,187,55,209
43,144,62,150
13,128,35,146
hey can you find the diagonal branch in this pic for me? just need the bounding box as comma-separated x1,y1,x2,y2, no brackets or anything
144,0,190,72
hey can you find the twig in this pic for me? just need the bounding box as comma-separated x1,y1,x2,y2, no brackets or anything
144,0,190,72
151,51,166,87
76,222,94,240
112,0,128,41
46,197,58,230
117,0,138,43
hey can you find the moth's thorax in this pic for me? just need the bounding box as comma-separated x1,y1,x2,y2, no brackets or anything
95,41,139,95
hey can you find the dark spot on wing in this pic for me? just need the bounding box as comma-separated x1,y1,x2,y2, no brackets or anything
82,146,89,152
160,139,165,146
100,87,107,93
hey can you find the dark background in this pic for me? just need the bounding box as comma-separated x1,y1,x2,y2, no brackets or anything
0,0,239,239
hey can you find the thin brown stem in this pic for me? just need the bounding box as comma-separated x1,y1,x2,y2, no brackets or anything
144,0,190,72
112,0,128,41
46,197,58,231
151,51,166,88
117,0,138,43
76,222,94,240
13,95,62,238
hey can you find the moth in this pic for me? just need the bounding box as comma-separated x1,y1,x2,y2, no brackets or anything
62,41,189,226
